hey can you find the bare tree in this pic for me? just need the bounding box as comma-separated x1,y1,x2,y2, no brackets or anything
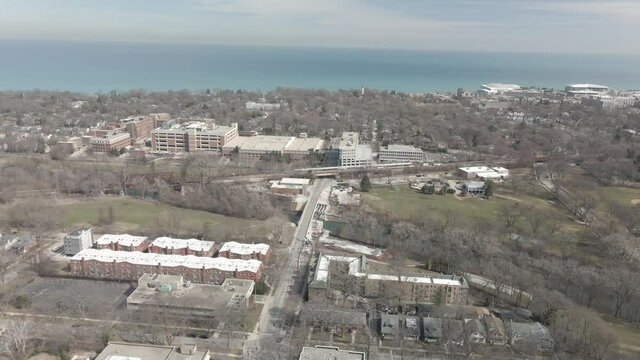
0,319,36,360
501,203,522,229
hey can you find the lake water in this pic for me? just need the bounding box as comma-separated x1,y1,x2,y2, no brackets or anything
0,40,639,93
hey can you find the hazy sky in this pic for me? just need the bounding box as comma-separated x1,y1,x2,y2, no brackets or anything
0,0,638,54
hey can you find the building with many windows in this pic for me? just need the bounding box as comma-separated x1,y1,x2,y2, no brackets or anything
222,135,324,164
378,144,423,163
94,234,149,252
70,249,263,283
90,131,131,153
218,242,271,262
308,253,468,305
121,115,156,140
336,132,372,167
151,121,239,153
565,83,609,96
63,227,93,256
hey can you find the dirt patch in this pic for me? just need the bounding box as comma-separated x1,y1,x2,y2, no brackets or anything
631,199,640,205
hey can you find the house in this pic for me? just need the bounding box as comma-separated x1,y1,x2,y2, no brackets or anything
465,318,487,344
483,315,508,345
8,234,34,255
63,227,93,256
422,317,443,343
404,316,421,341
443,319,465,345
380,314,400,340
507,322,554,354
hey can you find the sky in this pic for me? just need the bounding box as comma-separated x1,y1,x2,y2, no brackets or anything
0,0,638,54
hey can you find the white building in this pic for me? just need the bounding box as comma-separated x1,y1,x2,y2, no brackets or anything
245,101,281,111
478,83,521,95
337,132,372,167
458,166,509,180
565,84,609,96
379,144,423,163
63,227,93,256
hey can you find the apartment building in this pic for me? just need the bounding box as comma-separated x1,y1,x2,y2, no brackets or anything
63,227,93,256
308,253,468,305
94,234,149,252
337,132,372,167
70,249,263,283
90,132,131,153
148,237,216,257
151,121,239,153
218,242,271,262
379,144,423,163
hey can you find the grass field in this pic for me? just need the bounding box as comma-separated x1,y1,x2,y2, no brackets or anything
608,317,640,357
59,197,271,239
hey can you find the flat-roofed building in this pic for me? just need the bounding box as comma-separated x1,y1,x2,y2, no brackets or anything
379,144,423,163
218,241,271,262
283,137,324,160
95,234,149,252
565,83,609,96
70,249,262,283
299,346,366,360
152,121,239,153
90,132,131,153
149,237,215,257
478,83,521,95
63,227,93,256
121,115,155,140
458,166,509,180
95,341,210,360
246,101,281,111
269,177,311,196
337,132,372,167
222,135,324,164
126,273,254,317
308,253,468,305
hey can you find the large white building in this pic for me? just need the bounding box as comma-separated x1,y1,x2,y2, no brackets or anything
379,144,423,163
152,121,239,153
63,227,93,256
222,135,324,164
458,166,509,180
565,84,609,96
478,83,521,95
337,132,372,167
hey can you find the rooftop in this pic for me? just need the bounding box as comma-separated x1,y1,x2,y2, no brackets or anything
566,83,609,89
95,234,147,247
127,273,254,312
223,135,294,152
95,342,209,360
339,132,359,149
151,237,215,252
67,227,91,237
72,249,262,273
381,144,423,152
286,137,324,152
279,178,311,186
219,241,270,256
299,346,366,360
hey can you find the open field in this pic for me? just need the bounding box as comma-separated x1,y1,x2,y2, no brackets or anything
59,197,272,239
608,317,640,357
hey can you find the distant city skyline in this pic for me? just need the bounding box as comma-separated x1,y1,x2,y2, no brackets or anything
0,0,639,55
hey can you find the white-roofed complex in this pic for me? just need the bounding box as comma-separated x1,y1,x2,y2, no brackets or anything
458,166,509,180
565,84,609,96
218,241,271,261
479,83,521,95
151,121,239,153
149,237,216,257
308,253,468,305
222,135,324,164
70,249,262,283
95,234,149,252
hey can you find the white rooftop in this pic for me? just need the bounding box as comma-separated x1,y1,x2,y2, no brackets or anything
96,234,147,247
279,178,311,186
566,83,609,89
151,237,215,252
382,144,423,152
219,241,270,256
72,249,262,273
483,83,521,90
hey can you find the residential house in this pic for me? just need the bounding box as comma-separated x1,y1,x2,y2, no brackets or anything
422,317,443,343
380,314,400,340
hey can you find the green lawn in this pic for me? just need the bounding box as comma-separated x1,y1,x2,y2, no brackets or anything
60,197,271,239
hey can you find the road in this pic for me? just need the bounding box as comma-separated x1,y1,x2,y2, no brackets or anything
245,178,333,359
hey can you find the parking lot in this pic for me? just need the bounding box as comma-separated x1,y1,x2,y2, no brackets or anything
16,277,132,319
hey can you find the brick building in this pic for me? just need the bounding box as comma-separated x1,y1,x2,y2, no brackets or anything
152,121,239,153
218,242,271,262
94,234,149,252
148,237,215,257
308,253,468,305
70,249,262,283
90,132,131,153
121,116,155,140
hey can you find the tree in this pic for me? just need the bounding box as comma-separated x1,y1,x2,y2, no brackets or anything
360,174,371,192
13,295,31,309
422,184,435,195
433,288,445,305
0,319,36,360
484,180,494,197
501,203,522,229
